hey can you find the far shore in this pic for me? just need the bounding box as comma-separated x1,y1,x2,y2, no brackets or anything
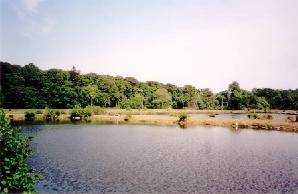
4,108,298,115
4,109,298,133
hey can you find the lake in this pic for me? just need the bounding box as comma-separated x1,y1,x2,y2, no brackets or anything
21,124,298,193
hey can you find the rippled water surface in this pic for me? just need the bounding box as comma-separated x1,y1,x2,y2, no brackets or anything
21,124,298,193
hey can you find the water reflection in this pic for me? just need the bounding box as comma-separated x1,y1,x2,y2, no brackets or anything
21,124,298,193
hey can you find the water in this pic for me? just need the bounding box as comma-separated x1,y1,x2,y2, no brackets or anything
190,113,294,119
21,124,298,193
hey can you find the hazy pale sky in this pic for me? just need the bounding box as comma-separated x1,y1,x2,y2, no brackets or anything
1,0,297,92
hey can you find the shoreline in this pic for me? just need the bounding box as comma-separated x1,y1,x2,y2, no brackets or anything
4,108,298,115
6,109,298,133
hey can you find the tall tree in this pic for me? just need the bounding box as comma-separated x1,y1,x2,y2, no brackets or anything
82,85,98,106
152,88,172,108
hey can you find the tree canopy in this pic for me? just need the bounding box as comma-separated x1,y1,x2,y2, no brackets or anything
1,62,297,110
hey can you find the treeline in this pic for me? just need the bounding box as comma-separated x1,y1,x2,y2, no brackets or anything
0,62,297,110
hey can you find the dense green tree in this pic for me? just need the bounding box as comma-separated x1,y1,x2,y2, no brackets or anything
182,85,198,108
214,92,226,110
198,88,215,109
152,88,172,108
1,62,297,110
82,85,98,106
256,96,270,110
69,66,80,85
227,81,242,110
130,93,144,109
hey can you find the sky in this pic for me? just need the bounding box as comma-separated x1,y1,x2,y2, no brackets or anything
0,0,297,92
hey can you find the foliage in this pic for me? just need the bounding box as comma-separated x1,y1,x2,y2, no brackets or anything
55,110,61,117
177,112,188,122
1,62,298,110
152,88,172,108
82,85,98,106
182,85,198,108
35,110,43,114
44,108,55,120
198,88,216,109
24,111,35,121
86,106,106,115
70,106,92,120
256,97,270,111
0,110,40,193
209,113,216,117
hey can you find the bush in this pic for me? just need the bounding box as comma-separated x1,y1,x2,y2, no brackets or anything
35,110,43,114
178,112,188,122
70,109,81,119
82,109,92,118
209,113,216,117
70,106,92,120
0,110,40,193
55,110,61,117
44,108,55,120
24,111,35,121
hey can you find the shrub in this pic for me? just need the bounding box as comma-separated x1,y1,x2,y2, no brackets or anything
70,106,92,120
44,108,55,120
209,113,216,117
82,109,92,118
178,112,188,122
0,110,40,193
24,111,35,121
70,109,81,119
70,106,82,119
55,110,61,117
35,110,43,114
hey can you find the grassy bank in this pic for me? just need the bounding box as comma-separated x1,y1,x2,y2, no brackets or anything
4,109,298,132
4,108,297,115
